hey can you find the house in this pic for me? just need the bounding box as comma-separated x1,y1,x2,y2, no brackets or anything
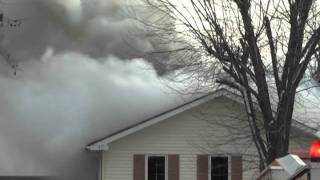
86,88,319,180
0,176,54,180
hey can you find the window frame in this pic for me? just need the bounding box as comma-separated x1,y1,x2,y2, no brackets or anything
145,154,168,180
208,155,231,180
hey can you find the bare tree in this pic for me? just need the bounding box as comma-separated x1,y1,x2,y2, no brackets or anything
137,0,320,169
0,8,23,75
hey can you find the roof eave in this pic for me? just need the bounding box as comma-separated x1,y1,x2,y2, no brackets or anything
87,88,318,151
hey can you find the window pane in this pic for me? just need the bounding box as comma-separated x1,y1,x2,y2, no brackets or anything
211,156,228,180
148,156,165,180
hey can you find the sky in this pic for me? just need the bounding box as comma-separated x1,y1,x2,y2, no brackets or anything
0,0,186,179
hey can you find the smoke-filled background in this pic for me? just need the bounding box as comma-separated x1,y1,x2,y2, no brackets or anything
0,0,183,179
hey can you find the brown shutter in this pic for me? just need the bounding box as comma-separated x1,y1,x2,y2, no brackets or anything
197,155,209,180
134,154,145,180
168,154,179,180
231,155,242,180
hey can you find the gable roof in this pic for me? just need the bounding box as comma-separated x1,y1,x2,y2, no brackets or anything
86,88,319,151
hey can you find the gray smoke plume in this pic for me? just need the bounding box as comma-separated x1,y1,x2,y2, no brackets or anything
1,0,153,60
0,0,182,180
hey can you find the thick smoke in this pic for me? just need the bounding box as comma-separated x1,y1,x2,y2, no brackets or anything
0,0,181,180
1,0,153,60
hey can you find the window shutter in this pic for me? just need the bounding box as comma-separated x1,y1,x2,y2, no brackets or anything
168,154,179,180
197,155,208,180
231,155,242,180
134,154,145,180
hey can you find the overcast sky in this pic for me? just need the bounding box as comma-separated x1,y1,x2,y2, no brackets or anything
0,0,186,179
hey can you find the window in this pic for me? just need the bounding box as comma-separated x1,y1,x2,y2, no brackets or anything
210,156,229,180
146,155,168,180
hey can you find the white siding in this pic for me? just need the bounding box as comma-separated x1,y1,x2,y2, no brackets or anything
102,96,315,180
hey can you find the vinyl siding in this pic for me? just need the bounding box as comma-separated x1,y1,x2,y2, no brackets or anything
102,96,315,180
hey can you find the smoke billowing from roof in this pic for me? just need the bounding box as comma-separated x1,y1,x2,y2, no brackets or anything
0,0,180,179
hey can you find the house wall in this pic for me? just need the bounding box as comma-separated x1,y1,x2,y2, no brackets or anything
101,96,316,180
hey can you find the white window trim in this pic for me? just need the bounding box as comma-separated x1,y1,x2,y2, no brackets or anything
145,154,168,180
208,155,231,180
